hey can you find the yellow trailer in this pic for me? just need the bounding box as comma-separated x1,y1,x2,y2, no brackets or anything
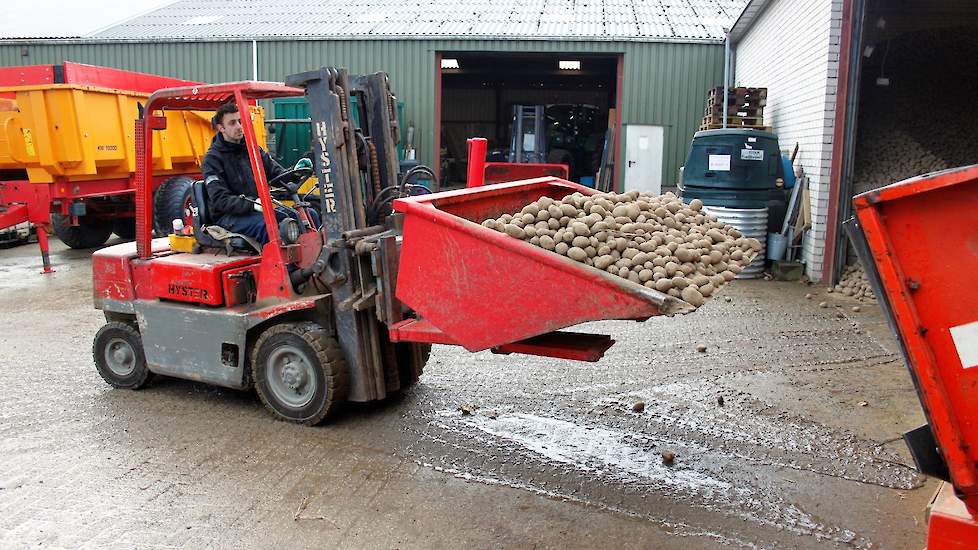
0,84,223,183
0,78,265,271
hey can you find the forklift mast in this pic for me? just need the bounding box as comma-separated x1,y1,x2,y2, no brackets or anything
285,67,418,401
509,105,548,164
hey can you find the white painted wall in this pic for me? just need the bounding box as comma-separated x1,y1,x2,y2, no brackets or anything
733,0,843,281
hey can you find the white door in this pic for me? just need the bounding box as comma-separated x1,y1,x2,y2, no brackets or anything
624,124,664,195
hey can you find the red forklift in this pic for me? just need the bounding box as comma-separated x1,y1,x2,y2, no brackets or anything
91,68,685,425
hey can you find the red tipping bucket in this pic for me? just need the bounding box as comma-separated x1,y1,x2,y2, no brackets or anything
852,165,978,512
393,177,689,352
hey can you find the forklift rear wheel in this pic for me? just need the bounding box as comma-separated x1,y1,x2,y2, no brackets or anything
252,322,348,425
153,175,195,234
51,214,113,249
93,322,153,389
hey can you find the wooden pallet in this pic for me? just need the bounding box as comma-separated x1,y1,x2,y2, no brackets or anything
710,86,767,99
708,89,767,109
702,115,765,127
698,86,770,132
699,123,773,132
706,98,767,109
705,104,764,117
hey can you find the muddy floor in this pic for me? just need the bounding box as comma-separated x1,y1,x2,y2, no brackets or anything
0,238,935,549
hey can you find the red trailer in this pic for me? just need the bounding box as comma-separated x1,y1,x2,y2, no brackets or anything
0,62,199,97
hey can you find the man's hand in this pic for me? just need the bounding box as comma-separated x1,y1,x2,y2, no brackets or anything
239,194,263,213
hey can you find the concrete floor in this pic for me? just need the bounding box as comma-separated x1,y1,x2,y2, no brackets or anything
0,238,936,549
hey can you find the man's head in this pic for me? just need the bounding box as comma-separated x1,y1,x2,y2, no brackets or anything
213,102,243,143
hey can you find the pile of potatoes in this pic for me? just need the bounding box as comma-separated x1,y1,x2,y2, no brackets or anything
852,30,978,199
481,190,762,307
851,121,950,197
831,264,876,302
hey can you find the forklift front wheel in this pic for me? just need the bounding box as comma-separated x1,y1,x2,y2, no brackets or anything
93,322,153,389
251,323,348,425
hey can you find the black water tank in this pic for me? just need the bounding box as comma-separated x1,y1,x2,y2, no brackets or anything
681,128,783,190
680,128,787,233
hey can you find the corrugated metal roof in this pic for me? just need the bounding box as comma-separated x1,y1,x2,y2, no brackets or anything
83,0,747,42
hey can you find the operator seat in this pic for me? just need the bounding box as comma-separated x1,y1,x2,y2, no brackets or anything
189,180,262,255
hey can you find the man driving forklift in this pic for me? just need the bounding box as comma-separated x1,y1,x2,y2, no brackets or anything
201,102,313,245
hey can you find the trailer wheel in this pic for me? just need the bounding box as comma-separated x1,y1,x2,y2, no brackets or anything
153,175,195,234
112,218,136,240
252,322,348,425
396,343,430,389
51,213,112,249
93,322,153,389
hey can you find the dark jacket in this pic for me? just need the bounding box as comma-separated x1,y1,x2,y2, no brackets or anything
200,133,286,218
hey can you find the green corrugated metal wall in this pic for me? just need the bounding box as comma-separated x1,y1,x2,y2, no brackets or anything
0,39,723,187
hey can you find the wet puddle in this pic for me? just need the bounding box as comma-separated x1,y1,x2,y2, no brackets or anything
403,375,924,548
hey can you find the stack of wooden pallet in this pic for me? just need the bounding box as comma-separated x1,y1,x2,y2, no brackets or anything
699,87,770,131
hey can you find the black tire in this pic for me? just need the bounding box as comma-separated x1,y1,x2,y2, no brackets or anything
153,175,195,234
93,321,153,389
396,342,430,390
251,322,348,425
51,213,112,249
112,218,136,240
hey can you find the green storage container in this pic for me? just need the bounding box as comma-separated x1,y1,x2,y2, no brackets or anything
680,128,788,234
681,128,783,190
267,96,405,167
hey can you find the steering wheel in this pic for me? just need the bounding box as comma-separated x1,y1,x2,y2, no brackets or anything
268,166,315,195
